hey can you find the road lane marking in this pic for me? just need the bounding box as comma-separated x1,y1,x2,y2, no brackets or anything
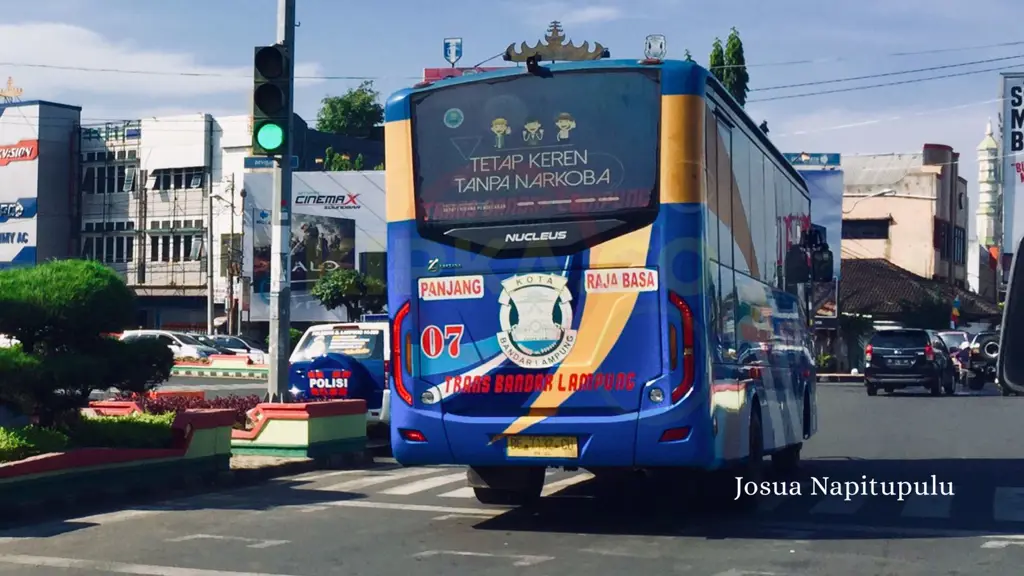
994,488,1024,522
323,500,501,516
413,550,554,566
165,534,289,549
0,510,164,545
439,486,475,498
317,467,439,491
900,496,953,519
379,472,467,495
808,496,868,515
541,472,593,496
0,554,303,576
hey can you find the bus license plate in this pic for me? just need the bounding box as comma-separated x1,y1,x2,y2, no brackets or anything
506,435,578,458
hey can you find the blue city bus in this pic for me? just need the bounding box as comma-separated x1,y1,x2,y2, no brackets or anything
385,58,817,505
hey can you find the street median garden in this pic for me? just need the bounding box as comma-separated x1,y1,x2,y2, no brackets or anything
0,260,368,523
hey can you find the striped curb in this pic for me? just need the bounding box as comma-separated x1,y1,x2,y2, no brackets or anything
171,367,269,379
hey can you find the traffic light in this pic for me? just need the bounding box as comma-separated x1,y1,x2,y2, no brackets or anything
252,44,291,156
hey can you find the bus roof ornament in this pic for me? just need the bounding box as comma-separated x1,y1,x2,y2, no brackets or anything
503,20,609,63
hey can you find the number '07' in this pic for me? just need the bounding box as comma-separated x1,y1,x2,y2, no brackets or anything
420,324,464,359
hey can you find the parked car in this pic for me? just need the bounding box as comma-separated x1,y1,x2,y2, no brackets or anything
967,330,1000,390
864,328,957,396
188,334,237,355
210,335,268,364
120,330,220,360
288,322,390,432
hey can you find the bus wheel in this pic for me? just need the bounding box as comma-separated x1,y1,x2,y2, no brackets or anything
468,466,544,506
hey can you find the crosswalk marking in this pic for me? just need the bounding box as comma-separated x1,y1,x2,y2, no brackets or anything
379,472,468,495
318,467,439,492
994,488,1024,522
439,486,476,498
808,496,868,515
900,496,952,519
541,472,593,496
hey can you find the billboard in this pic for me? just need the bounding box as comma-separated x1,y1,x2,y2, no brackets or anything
786,154,843,321
1001,73,1024,280
0,138,40,268
422,67,509,83
242,172,386,322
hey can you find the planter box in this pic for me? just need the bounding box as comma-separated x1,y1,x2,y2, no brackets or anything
231,400,367,459
0,408,235,511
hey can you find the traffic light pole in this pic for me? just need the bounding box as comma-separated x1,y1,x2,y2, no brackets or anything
268,0,296,401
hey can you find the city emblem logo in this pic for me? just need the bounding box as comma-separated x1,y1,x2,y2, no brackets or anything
496,273,576,368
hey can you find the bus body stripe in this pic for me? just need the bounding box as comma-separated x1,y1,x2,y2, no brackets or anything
385,120,415,223
499,223,654,437
659,94,704,205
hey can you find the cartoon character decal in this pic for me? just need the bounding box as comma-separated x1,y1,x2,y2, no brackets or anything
522,119,544,145
554,113,575,142
491,118,511,149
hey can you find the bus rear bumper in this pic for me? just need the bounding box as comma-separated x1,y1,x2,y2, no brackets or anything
391,409,715,468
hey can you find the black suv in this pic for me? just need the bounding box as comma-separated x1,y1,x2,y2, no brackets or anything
864,329,956,396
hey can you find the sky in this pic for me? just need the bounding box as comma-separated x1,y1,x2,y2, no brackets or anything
2,0,1021,242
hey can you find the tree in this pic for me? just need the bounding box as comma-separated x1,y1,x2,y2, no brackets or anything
310,268,387,321
0,260,173,427
708,38,726,84
682,49,694,62
324,147,364,171
722,27,750,106
315,80,384,138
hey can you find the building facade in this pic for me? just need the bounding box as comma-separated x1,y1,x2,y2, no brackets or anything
840,144,970,288
78,113,384,330
0,100,81,268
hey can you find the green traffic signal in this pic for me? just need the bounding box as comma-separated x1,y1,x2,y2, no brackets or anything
256,123,285,152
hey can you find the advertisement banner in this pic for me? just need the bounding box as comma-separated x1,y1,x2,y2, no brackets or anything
1001,73,1024,280
242,172,386,322
789,163,843,319
422,67,509,83
0,136,40,268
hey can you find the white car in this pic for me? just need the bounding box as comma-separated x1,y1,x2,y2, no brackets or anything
120,330,220,360
210,335,268,364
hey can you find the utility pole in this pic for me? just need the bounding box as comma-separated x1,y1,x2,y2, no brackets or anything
268,0,296,400
226,173,236,335
206,177,215,335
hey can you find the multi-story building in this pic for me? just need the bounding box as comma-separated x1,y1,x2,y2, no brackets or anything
840,144,970,288
0,99,81,268
78,113,384,330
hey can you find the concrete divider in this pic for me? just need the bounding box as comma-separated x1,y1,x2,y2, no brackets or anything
231,400,368,463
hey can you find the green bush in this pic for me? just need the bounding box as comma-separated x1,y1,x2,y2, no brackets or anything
0,260,170,427
70,412,176,450
0,425,69,463
265,328,304,353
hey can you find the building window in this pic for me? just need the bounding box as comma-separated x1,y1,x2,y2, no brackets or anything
81,234,135,264
842,218,890,240
148,167,205,191
148,233,203,262
953,225,967,265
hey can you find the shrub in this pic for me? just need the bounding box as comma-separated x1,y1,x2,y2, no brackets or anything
114,393,262,429
0,425,69,463
0,260,170,427
70,412,175,449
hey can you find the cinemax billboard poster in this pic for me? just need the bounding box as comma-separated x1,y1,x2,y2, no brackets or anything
1001,73,1024,277
242,172,387,322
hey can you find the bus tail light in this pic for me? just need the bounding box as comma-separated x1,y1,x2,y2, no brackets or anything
668,291,695,403
864,344,873,362
391,301,413,405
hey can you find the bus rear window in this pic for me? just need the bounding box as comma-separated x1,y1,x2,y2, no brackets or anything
410,69,660,224
292,328,385,362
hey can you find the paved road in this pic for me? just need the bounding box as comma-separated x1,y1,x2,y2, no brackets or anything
8,384,1024,575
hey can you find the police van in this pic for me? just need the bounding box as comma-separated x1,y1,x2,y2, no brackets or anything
289,317,390,428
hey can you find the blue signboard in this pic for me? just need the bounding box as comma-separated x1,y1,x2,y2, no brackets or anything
443,37,463,66
245,156,299,170
784,152,841,167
